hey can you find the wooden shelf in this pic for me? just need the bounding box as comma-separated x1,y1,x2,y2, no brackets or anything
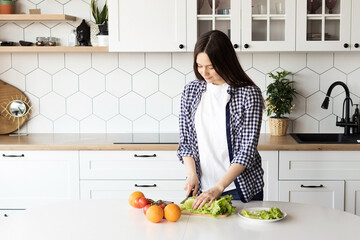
0,46,109,53
0,14,76,21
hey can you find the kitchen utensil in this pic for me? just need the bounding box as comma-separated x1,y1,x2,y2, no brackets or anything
181,210,229,218
325,0,337,14
307,0,322,14
180,189,194,204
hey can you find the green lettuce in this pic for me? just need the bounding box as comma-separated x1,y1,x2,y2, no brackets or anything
180,195,236,217
241,207,284,220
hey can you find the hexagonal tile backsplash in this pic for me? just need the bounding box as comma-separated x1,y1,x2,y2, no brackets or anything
0,0,360,134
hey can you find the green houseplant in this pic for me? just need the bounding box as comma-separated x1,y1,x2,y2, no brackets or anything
91,0,108,25
90,0,108,46
265,70,297,136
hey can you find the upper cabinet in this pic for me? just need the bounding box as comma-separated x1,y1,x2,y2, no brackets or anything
108,0,187,52
242,0,296,51
192,0,241,51
296,0,352,51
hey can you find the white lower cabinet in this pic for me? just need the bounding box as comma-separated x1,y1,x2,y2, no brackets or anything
345,181,360,216
259,151,278,201
279,180,344,210
278,151,360,213
79,151,186,202
0,209,24,219
0,151,79,209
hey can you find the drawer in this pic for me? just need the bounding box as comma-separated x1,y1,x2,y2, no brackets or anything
80,180,186,202
279,180,344,210
279,151,360,180
80,151,186,180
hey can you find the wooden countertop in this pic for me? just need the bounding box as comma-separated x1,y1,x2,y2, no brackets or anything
0,133,359,151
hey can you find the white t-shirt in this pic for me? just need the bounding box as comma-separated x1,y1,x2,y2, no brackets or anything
195,82,236,192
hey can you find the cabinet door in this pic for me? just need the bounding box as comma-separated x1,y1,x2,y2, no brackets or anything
194,0,241,51
108,0,186,52
0,151,79,209
80,180,185,202
345,181,360,216
296,0,351,51
259,151,278,201
279,180,344,210
241,0,296,51
351,0,360,51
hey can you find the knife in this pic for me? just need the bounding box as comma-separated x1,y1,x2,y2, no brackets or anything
180,189,194,204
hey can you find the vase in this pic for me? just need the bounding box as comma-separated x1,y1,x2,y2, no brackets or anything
269,118,289,136
90,23,100,46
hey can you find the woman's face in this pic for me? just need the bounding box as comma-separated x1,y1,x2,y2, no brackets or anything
196,52,225,85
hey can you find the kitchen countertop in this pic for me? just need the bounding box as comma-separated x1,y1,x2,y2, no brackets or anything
1,199,360,240
0,133,359,151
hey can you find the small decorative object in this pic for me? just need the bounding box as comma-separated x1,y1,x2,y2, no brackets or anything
1,96,32,136
68,29,77,46
208,0,221,10
0,41,15,46
19,40,33,46
307,0,322,14
325,0,337,14
0,0,14,14
29,9,41,14
76,19,91,46
91,0,108,46
265,70,297,136
35,37,47,46
48,37,57,46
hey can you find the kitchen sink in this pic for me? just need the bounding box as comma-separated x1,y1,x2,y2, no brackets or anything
290,133,360,144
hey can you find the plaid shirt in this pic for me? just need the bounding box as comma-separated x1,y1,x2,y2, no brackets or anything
177,80,264,202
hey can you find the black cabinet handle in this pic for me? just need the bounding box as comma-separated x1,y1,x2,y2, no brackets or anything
179,44,184,49
233,44,239,49
2,154,24,157
355,43,359,48
244,44,249,49
301,184,324,188
134,154,156,158
134,184,157,188
344,43,349,48
4,214,8,217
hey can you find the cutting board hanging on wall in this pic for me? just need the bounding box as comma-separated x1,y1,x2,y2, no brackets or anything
0,80,31,134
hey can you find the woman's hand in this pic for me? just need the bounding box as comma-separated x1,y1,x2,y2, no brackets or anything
192,184,224,210
184,174,199,197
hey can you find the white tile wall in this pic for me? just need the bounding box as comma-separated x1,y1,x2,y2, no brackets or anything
0,0,359,134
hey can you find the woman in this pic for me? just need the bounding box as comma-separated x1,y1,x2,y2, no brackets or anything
177,30,264,210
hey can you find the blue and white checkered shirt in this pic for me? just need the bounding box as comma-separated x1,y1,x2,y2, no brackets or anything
177,79,264,202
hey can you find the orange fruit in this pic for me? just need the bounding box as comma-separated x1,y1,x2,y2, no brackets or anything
146,205,164,223
128,191,145,208
164,203,181,222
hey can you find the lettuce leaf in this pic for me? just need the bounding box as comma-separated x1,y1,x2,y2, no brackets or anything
241,207,284,220
179,195,236,217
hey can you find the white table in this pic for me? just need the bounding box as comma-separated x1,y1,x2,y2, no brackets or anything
1,200,359,240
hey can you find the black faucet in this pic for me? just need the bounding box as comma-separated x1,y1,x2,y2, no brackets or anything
321,81,358,135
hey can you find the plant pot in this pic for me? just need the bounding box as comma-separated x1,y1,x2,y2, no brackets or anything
90,23,100,46
97,35,108,46
0,0,14,14
269,118,289,136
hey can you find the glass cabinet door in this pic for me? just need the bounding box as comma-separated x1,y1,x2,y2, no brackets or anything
296,0,351,51
241,0,296,51
196,0,241,50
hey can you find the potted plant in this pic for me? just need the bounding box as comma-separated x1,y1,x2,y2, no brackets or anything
90,0,108,46
265,70,297,136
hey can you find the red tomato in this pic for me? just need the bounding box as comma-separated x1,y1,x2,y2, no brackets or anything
138,197,148,208
133,196,143,208
143,204,152,215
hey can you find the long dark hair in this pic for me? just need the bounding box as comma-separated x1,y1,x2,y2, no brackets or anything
193,30,256,88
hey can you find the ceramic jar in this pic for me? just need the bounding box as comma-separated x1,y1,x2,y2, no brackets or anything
0,0,14,14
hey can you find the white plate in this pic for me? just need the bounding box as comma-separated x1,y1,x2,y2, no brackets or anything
238,207,287,223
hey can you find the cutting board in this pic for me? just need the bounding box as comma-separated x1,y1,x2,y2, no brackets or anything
181,210,229,218
0,80,30,134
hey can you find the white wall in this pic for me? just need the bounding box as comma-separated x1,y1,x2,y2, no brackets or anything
0,0,359,134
